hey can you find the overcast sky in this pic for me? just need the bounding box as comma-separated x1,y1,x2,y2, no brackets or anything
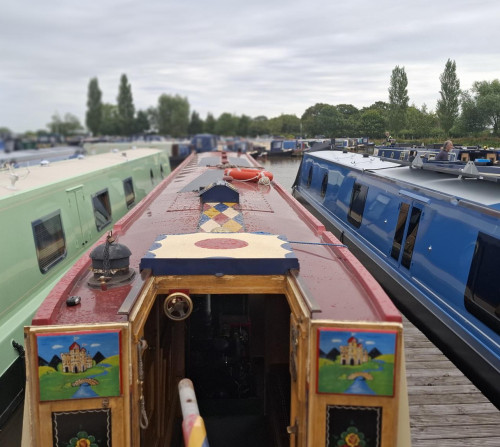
1,0,499,133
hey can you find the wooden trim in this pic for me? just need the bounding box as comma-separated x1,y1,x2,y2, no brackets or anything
153,274,287,295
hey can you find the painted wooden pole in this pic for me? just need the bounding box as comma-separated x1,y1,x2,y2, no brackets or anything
178,378,209,447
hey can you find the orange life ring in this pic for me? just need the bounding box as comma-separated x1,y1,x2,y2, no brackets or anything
224,168,273,182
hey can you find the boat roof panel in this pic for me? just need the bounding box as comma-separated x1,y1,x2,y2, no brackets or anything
309,151,500,208
140,233,299,275
0,148,165,200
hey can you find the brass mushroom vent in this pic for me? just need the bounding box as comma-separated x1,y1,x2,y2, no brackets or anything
88,232,135,290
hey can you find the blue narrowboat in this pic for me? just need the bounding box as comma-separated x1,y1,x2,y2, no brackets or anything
293,150,500,408
374,145,500,164
191,134,218,153
268,139,294,156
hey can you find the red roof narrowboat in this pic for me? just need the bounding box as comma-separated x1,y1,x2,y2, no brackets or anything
23,150,411,446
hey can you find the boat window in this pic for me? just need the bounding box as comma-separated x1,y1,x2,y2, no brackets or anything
150,168,154,184
32,210,66,273
92,189,112,231
123,177,135,208
391,203,410,260
307,166,313,187
465,232,500,333
321,173,328,198
160,164,164,178
401,207,422,269
347,182,368,228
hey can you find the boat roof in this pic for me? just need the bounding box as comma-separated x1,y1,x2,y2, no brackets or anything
0,148,164,200
32,151,400,327
309,151,500,210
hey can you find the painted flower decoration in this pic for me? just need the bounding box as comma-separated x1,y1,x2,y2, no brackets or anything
336,426,366,447
67,431,98,447
345,432,360,446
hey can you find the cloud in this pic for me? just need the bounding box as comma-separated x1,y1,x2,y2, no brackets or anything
2,0,500,132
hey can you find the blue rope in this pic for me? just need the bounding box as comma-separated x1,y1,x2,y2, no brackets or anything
288,240,347,248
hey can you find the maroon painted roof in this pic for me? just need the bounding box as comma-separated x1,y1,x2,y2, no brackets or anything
32,152,401,326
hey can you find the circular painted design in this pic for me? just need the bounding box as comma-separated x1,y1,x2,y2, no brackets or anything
195,238,249,249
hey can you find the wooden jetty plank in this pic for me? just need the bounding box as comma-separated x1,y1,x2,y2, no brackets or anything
403,316,500,446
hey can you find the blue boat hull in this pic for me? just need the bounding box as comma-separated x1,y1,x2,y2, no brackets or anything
293,151,500,409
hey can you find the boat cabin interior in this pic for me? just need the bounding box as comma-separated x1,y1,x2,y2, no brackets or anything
140,286,292,447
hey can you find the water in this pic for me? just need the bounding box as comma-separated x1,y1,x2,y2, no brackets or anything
259,156,303,190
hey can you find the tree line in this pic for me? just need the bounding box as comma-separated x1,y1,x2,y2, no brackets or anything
4,61,499,141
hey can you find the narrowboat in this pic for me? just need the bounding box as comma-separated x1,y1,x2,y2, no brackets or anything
22,150,411,446
0,148,170,428
293,150,500,408
0,146,86,168
268,139,295,156
83,140,192,168
191,134,218,153
334,138,373,153
373,144,500,164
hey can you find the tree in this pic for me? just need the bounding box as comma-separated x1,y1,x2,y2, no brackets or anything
134,110,150,134
388,66,409,135
146,107,159,133
47,113,83,136
157,94,190,137
248,116,269,137
117,74,135,135
188,111,204,135
336,104,360,136
268,114,300,137
215,113,238,136
85,77,102,135
204,113,216,134
472,79,500,135
301,103,342,138
358,110,386,138
100,103,121,135
436,59,461,135
0,127,12,137
237,114,252,136
456,91,485,136
405,105,438,139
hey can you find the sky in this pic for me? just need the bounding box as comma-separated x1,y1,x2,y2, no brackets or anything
1,0,500,133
